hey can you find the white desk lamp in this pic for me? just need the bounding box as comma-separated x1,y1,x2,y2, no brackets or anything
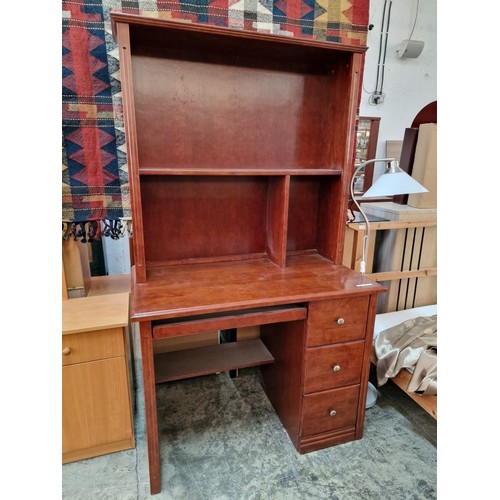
350,158,428,277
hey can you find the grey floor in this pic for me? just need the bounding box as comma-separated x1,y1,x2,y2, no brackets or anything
62,327,437,500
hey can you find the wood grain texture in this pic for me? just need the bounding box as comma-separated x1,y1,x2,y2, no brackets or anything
387,368,437,419
306,296,370,346
62,293,129,335
152,306,306,338
62,357,134,462
132,56,341,170
260,319,306,449
298,427,356,454
154,339,274,383
130,255,384,322
62,327,124,366
303,341,364,393
116,21,147,282
109,13,382,495
110,12,367,55
139,322,161,494
301,385,359,437
87,274,131,296
140,176,268,263
266,176,289,267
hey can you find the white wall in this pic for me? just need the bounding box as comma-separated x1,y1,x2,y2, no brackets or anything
359,0,437,176
102,235,131,275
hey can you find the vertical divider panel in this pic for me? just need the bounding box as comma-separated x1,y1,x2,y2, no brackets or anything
266,175,290,268
322,53,364,263
316,178,337,261
116,23,147,282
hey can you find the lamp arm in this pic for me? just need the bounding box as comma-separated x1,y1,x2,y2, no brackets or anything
349,158,394,274
350,162,372,274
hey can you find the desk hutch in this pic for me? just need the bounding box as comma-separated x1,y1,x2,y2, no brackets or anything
111,12,385,495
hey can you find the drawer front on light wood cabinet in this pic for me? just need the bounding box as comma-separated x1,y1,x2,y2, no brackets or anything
301,385,359,437
62,327,125,366
303,341,364,394
306,296,369,347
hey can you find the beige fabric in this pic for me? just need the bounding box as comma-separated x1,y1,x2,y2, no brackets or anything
374,315,437,395
407,123,437,209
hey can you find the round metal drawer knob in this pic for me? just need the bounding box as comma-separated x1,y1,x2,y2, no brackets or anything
337,318,345,325
329,410,337,417
332,364,341,372
62,347,71,356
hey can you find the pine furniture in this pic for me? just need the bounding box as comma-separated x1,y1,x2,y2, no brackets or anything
347,217,437,419
62,292,135,463
111,12,385,494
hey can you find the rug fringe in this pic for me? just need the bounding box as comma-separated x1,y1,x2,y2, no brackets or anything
62,219,132,242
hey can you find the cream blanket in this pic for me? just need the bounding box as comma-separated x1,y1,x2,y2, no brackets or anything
374,315,437,395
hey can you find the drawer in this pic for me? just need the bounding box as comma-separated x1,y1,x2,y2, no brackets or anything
303,341,364,394
306,296,369,346
301,385,359,438
62,327,125,366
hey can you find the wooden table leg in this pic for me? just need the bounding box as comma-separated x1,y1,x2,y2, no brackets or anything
140,322,161,494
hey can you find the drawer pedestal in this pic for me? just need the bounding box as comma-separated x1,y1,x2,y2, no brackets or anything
62,293,135,463
261,293,378,454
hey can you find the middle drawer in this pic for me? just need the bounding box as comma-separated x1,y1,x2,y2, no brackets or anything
303,341,364,394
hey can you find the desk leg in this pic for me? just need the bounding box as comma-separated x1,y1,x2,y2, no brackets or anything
140,322,161,494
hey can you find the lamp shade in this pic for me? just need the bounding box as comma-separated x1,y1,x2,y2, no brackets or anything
361,166,428,199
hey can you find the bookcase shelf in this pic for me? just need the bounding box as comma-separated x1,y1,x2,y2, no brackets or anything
137,173,343,269
138,168,343,176
113,12,363,281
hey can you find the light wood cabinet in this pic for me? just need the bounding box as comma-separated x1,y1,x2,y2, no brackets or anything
62,293,134,464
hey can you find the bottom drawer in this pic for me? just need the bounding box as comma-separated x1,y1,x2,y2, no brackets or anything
301,385,359,438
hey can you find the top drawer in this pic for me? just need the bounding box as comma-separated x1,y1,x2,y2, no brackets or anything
306,296,369,346
62,327,125,366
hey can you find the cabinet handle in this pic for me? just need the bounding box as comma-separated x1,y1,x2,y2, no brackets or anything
329,410,337,417
62,347,71,356
332,364,341,372
337,318,345,325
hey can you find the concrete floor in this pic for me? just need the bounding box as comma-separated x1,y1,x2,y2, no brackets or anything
62,328,437,500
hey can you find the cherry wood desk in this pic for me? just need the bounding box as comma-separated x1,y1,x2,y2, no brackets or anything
130,254,385,494
110,12,386,495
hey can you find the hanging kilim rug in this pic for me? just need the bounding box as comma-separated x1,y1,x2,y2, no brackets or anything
62,0,369,241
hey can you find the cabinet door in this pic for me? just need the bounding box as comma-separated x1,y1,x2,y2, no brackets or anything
62,357,133,459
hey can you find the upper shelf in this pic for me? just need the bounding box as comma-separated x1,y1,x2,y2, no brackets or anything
138,167,343,176
113,10,362,175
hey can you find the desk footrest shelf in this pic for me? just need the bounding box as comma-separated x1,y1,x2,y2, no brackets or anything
154,339,274,383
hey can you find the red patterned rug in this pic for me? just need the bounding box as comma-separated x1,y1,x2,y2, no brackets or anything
62,0,369,240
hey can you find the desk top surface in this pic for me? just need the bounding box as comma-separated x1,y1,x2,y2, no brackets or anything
130,254,385,322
